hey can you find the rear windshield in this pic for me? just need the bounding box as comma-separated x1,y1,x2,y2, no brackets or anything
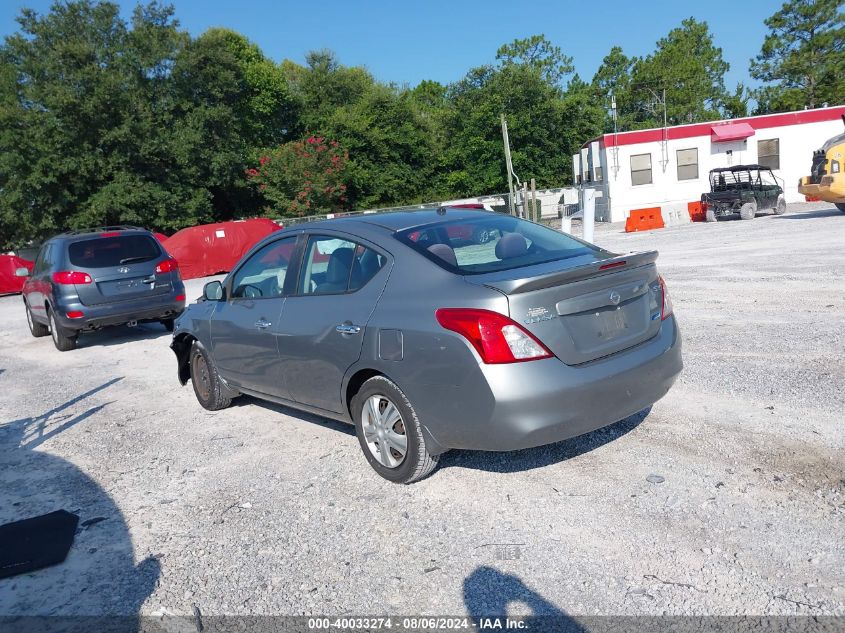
68,235,161,268
395,214,603,274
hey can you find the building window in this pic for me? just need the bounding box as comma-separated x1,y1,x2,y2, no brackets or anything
758,139,780,170
676,148,698,181
630,153,652,186
594,166,603,182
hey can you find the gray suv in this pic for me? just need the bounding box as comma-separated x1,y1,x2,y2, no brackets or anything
18,226,186,351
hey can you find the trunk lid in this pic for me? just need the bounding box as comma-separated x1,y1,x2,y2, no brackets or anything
76,262,174,306
466,252,663,365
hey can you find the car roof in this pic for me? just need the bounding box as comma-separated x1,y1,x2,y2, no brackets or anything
286,207,500,234
709,164,771,173
52,226,153,242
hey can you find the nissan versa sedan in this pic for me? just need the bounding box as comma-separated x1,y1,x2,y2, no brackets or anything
171,209,682,483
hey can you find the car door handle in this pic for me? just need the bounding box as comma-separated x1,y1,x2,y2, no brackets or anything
142,276,156,284
255,319,272,329
336,324,361,335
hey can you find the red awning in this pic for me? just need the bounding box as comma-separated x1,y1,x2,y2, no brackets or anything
711,122,755,143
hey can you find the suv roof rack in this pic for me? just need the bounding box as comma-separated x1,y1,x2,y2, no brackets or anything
58,225,145,237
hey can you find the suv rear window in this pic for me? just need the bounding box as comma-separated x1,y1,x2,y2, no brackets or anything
395,215,602,274
68,234,161,268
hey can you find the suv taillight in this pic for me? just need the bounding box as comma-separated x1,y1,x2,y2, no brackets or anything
155,258,178,274
52,271,92,285
435,308,553,364
659,275,674,320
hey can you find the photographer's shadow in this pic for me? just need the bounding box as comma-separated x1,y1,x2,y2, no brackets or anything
0,378,159,623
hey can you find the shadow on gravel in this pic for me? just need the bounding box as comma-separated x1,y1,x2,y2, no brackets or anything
234,396,355,436
0,378,159,623
772,208,842,220
75,323,171,349
440,407,651,474
464,567,585,630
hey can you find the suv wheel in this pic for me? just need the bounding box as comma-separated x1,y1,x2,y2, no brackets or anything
48,308,78,352
352,376,439,484
25,302,49,338
739,201,757,221
190,342,232,411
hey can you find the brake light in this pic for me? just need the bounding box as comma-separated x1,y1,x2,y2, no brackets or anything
66,310,84,319
156,258,178,274
52,271,92,285
658,275,673,320
100,231,121,237
175,294,185,302
435,308,553,363
599,260,626,270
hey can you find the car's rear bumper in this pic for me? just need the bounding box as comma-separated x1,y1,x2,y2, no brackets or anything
416,316,682,453
53,290,185,331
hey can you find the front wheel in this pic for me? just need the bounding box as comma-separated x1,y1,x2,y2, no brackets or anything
739,202,757,220
25,301,49,338
773,197,787,215
48,308,77,352
190,342,232,411
352,376,439,484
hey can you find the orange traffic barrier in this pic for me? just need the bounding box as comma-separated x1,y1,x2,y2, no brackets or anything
625,207,665,232
688,201,706,222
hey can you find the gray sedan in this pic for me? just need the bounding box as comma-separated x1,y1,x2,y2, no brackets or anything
171,208,682,483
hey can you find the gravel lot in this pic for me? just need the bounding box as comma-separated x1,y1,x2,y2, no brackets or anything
0,202,843,620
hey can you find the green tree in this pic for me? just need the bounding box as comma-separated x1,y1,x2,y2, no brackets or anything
495,34,574,85
591,46,636,132
750,0,845,112
628,18,730,127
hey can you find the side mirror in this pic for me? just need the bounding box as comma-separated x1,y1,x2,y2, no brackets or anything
203,280,224,301
14,267,30,278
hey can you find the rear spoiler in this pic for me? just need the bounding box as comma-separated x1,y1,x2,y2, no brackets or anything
481,251,659,295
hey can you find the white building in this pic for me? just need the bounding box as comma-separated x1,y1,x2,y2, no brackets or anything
573,105,845,223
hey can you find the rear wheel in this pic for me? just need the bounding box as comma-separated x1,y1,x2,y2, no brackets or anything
773,196,787,215
352,376,439,484
705,208,717,223
25,301,49,338
739,201,757,220
190,342,231,411
836,203,845,213
48,308,78,352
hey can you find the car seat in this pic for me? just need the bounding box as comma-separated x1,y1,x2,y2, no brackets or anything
315,247,353,294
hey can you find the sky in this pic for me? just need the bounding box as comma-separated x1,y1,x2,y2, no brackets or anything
0,0,779,90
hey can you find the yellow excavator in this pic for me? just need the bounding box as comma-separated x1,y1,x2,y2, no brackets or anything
798,115,845,212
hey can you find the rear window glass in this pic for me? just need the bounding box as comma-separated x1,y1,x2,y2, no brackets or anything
395,215,602,274
68,235,161,268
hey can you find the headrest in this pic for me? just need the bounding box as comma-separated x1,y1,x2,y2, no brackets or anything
495,233,528,260
427,243,457,267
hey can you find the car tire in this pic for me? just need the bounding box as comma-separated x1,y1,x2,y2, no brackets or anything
739,202,756,220
190,342,231,411
836,203,845,213
774,196,787,215
352,376,439,484
25,301,49,338
705,208,717,223
161,318,175,332
48,308,78,352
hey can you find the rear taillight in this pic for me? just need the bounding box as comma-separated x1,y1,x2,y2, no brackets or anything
435,308,553,364
52,271,92,285
175,294,185,302
156,258,178,274
658,275,673,320
66,310,84,319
